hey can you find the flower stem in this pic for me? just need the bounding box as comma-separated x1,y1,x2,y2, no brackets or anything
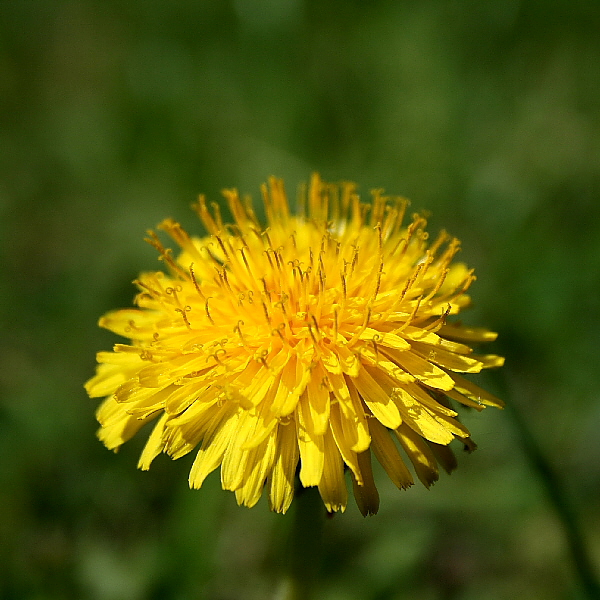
278,485,325,600
502,374,600,598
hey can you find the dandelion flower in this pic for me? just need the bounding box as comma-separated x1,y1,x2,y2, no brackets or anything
85,174,504,515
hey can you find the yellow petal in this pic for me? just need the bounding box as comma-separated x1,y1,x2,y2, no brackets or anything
318,428,347,513
164,381,220,415
96,396,154,450
320,344,342,374
138,413,169,470
429,442,458,474
234,432,277,508
411,341,485,373
397,325,440,345
438,324,498,343
369,418,413,490
271,355,310,417
99,308,160,340
85,363,138,398
112,382,176,420
236,364,276,408
188,405,239,489
392,386,455,445
335,343,361,377
353,366,402,429
296,400,325,487
401,382,458,417
241,394,280,450
268,422,299,514
305,363,331,436
221,410,256,490
95,350,146,365
430,412,470,439
357,345,415,385
136,363,173,388
477,354,505,369
395,424,439,488
357,328,411,351
351,450,380,516
445,387,486,411
384,347,455,391
166,399,222,459
329,403,362,484
448,372,505,409
328,372,370,452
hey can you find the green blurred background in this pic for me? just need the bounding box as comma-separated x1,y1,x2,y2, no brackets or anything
2,1,599,598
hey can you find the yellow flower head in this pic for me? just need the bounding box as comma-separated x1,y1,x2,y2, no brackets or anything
85,174,504,515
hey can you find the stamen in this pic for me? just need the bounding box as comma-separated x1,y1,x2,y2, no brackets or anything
205,297,215,324
256,349,269,369
347,307,372,346
425,303,452,332
215,235,231,262
422,267,449,303
239,247,252,276
262,229,274,250
210,202,223,231
261,300,272,325
263,249,275,270
212,348,226,364
310,314,321,337
370,337,380,363
189,264,207,301
333,307,339,341
176,305,191,328
144,231,188,278
192,194,218,234
393,197,409,235
234,320,247,347
393,296,423,335
351,245,359,275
